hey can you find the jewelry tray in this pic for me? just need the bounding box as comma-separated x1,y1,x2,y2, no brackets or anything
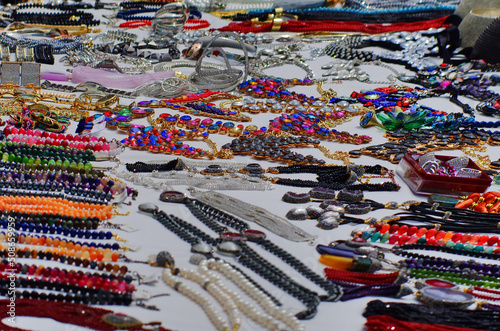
396,152,492,196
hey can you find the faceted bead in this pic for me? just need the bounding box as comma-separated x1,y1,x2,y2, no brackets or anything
379,223,390,234
370,232,381,242
388,234,399,244
416,228,427,238
488,236,499,246
460,234,472,244
406,235,419,245
451,233,463,242
407,226,418,236
435,230,446,240
397,225,408,235
398,235,409,245
425,229,437,239
389,224,399,234
442,231,454,242
468,235,479,245
477,235,489,245
426,238,437,245
380,232,391,243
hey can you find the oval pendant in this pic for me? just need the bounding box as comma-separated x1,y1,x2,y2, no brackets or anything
286,208,308,220
159,191,187,203
217,241,241,256
243,229,266,241
306,205,324,219
220,232,246,242
416,287,474,308
317,217,339,230
191,242,214,255
138,203,158,215
102,313,142,329
415,278,456,289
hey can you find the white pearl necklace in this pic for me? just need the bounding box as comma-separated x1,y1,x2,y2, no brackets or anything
200,259,305,331
162,258,305,331
162,268,230,331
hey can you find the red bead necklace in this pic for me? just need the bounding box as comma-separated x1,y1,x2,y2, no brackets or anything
324,268,400,285
215,16,450,34
0,299,171,331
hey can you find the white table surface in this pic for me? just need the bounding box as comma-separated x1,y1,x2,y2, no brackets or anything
5,6,500,331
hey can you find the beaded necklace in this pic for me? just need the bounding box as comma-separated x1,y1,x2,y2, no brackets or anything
349,128,490,163
154,112,250,137
361,223,500,250
163,101,251,122
1,217,115,239
10,5,100,26
5,260,133,285
238,78,315,102
215,16,450,35
140,203,331,319
221,134,327,165
323,30,441,71
164,258,305,331
242,6,456,23
268,112,372,144
4,127,122,157
166,193,340,301
363,299,499,330
0,196,114,220
121,124,215,158
2,245,129,273
0,298,170,330
267,163,400,192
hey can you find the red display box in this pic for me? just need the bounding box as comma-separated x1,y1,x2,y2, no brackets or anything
396,153,492,196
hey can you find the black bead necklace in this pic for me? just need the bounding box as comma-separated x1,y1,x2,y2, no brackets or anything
139,202,332,319
178,195,342,302
385,202,500,233
267,163,399,191
125,159,185,173
1,277,133,306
